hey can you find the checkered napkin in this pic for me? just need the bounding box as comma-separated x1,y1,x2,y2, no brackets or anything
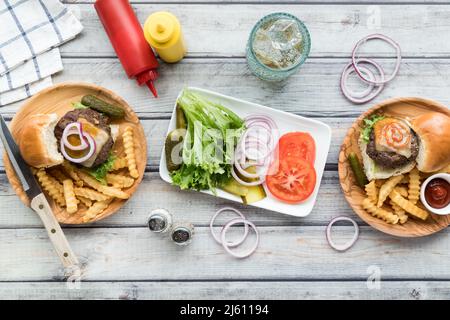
0,0,83,106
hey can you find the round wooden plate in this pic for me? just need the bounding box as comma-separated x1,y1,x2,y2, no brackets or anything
339,97,450,237
4,82,147,225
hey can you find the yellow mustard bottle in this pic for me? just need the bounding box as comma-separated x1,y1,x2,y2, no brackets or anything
143,11,186,63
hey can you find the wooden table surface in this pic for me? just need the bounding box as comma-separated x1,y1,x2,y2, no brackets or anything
1,0,450,300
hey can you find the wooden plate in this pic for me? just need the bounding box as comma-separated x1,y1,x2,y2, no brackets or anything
4,82,147,225
338,97,450,237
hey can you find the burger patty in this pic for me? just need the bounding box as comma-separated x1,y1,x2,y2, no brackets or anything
366,130,419,168
54,109,113,167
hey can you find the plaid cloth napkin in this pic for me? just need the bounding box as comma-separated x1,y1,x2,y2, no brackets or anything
0,76,52,106
0,0,83,106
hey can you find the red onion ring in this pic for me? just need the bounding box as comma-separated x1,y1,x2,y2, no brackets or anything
60,133,96,163
352,33,401,85
234,148,269,178
342,63,375,99
245,115,277,129
340,59,385,104
62,122,89,151
240,128,275,160
221,218,259,259
231,114,279,187
234,160,261,179
240,139,271,161
325,216,359,252
210,207,249,247
231,167,266,186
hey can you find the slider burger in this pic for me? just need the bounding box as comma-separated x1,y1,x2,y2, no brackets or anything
359,112,450,180
19,109,114,169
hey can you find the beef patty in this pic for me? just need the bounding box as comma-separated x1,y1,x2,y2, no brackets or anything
366,130,419,168
54,109,113,167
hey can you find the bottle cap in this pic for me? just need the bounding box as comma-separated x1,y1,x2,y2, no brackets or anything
144,11,179,45
147,208,173,233
136,69,159,97
171,221,194,246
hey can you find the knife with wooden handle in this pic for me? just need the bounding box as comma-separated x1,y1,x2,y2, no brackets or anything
0,115,79,269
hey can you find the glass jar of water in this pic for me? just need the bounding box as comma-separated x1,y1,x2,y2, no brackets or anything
246,12,311,82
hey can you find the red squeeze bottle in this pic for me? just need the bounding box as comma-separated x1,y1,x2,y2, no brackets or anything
95,0,159,97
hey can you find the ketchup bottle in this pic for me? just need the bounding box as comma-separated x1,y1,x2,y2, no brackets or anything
95,0,159,97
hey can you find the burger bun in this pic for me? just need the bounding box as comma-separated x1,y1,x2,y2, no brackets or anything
410,112,450,172
19,113,63,168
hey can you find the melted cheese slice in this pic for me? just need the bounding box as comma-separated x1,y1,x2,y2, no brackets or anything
374,118,412,158
78,118,110,167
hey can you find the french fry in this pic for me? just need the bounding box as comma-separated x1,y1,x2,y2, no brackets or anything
111,157,128,171
365,180,378,203
77,171,129,199
399,176,409,184
377,175,404,208
35,169,66,207
48,168,69,184
106,173,134,188
74,187,111,201
82,199,113,222
375,179,386,188
362,198,399,224
408,167,421,205
389,189,429,220
395,186,408,198
61,161,83,187
123,127,139,178
63,180,78,214
389,199,408,224
77,195,92,208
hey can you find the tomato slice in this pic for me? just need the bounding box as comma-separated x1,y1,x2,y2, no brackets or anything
278,132,316,164
266,157,316,203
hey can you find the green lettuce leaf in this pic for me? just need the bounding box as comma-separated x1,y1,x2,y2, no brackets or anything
87,154,116,184
170,89,245,192
72,101,89,109
361,114,385,143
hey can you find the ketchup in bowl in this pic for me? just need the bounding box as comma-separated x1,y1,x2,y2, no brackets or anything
425,178,450,209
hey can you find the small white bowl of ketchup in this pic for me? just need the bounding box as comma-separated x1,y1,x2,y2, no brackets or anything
420,173,450,215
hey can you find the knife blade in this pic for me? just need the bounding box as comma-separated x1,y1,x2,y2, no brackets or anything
0,114,79,271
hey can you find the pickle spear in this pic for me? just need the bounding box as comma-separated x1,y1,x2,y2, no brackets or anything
165,129,185,172
221,178,249,197
235,165,266,204
81,95,125,119
348,152,368,188
176,104,187,129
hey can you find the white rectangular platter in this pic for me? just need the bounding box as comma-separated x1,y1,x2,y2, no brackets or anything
159,87,332,217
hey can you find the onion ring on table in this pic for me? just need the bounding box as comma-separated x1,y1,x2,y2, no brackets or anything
341,62,375,99
221,218,260,258
325,216,359,252
210,207,249,247
352,34,401,85
340,59,385,104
